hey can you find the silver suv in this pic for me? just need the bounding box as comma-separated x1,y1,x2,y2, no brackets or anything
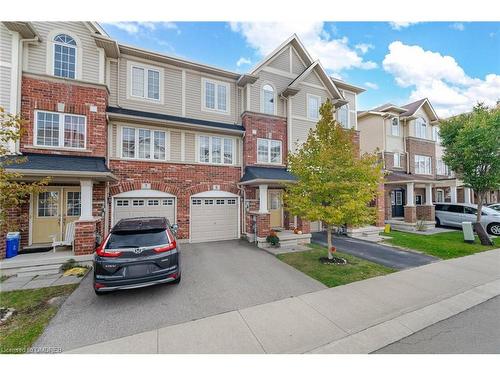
435,203,500,235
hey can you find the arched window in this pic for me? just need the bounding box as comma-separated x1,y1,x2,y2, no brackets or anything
415,117,427,139
53,34,77,79
262,84,275,115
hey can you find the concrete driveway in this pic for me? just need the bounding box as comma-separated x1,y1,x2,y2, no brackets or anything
311,231,438,269
35,240,325,352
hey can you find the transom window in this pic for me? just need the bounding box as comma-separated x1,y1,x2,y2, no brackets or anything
131,65,160,101
66,192,81,216
308,95,321,121
391,117,400,136
337,104,349,128
415,118,427,139
198,135,234,165
257,138,282,164
53,34,76,79
202,78,229,113
262,84,275,115
121,127,168,161
38,191,59,217
35,111,86,149
415,155,432,175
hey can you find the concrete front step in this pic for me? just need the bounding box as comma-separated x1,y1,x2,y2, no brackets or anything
0,252,93,276
16,264,61,277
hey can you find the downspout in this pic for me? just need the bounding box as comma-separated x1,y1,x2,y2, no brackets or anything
381,115,386,169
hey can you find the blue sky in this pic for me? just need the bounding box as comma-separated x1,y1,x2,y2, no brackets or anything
102,21,500,117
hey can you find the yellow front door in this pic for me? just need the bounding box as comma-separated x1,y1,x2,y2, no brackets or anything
268,190,283,228
33,188,62,244
32,187,81,244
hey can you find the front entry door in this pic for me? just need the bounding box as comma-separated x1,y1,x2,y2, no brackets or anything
268,190,283,228
32,187,81,244
391,189,405,218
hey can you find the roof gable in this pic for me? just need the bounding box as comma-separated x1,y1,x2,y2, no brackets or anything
401,98,439,121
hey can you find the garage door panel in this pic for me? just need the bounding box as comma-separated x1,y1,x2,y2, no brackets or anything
114,198,175,225
190,197,239,243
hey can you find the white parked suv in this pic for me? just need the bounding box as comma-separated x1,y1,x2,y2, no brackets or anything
435,203,500,235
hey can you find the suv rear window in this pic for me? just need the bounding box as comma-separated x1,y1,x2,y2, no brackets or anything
105,229,169,250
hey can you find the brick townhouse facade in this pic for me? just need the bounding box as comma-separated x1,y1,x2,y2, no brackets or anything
357,98,472,231
0,21,370,259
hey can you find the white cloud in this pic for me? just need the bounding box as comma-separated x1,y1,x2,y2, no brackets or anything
364,82,379,90
450,22,465,31
103,22,180,35
229,22,377,73
236,57,251,67
389,22,420,30
355,43,374,54
383,41,500,117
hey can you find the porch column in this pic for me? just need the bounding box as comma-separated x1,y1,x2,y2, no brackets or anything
406,182,415,206
80,180,94,220
425,184,433,205
464,187,471,204
450,185,457,204
258,185,268,214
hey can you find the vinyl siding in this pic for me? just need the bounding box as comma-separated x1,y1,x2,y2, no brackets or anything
292,84,330,118
357,114,384,154
26,21,101,83
290,117,316,152
268,47,290,72
108,60,118,106
291,48,306,75
249,70,292,116
0,24,12,112
303,71,323,86
111,122,241,166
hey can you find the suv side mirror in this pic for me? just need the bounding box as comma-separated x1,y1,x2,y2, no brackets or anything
171,223,179,237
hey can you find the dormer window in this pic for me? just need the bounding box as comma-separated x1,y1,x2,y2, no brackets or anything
53,34,77,79
391,117,400,136
262,84,275,115
415,117,427,139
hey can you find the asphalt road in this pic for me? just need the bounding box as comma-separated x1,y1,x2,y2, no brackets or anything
376,295,500,354
34,240,325,352
311,231,438,269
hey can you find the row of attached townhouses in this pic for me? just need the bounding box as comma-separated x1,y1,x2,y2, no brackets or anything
0,21,367,258
0,21,483,260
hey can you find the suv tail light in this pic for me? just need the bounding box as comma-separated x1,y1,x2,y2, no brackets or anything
95,234,122,257
154,229,177,253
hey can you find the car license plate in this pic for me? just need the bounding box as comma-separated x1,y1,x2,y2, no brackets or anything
127,264,150,277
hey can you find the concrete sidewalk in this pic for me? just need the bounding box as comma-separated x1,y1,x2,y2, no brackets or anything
66,249,500,354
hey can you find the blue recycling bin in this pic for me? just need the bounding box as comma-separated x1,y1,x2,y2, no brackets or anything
6,232,20,258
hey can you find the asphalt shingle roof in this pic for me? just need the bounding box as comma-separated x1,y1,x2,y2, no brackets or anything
400,98,427,117
240,166,297,183
2,153,111,173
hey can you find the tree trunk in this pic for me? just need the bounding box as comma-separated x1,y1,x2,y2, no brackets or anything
327,224,333,259
475,193,493,246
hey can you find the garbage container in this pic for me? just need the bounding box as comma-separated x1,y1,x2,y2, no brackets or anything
5,232,20,258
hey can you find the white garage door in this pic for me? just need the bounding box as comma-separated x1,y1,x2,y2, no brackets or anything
113,197,176,225
190,196,239,242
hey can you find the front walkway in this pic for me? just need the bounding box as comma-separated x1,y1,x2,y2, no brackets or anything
311,231,437,269
66,248,500,354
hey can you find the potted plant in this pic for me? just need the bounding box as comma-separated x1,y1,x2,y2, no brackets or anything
266,230,280,247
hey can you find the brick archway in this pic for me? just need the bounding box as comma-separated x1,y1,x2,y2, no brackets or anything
110,181,180,197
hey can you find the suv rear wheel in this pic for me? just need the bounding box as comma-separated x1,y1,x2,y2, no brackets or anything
487,223,500,236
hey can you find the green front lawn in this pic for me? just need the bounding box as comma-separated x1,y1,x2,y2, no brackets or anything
382,230,497,259
0,284,77,354
277,244,395,288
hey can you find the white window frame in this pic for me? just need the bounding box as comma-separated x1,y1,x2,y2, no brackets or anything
261,83,276,115
393,152,401,168
415,195,423,205
120,126,170,161
436,189,445,203
201,78,230,114
414,154,432,175
415,117,427,139
307,94,321,121
391,117,400,136
53,34,77,80
127,61,163,103
337,103,350,129
34,110,87,150
257,138,283,165
196,134,235,165
46,30,83,80
432,126,440,142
